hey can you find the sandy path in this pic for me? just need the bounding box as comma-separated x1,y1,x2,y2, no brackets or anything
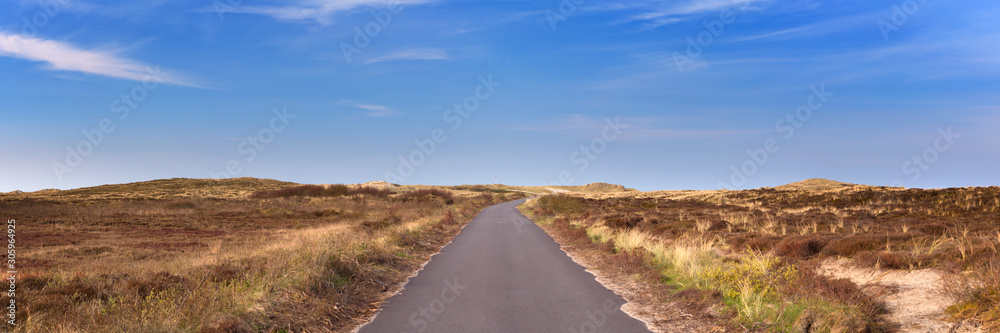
819,259,982,333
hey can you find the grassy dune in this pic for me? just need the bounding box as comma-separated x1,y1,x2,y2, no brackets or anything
520,184,1000,332
3,179,525,332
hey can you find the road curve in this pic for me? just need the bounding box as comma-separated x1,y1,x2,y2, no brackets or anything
356,199,650,333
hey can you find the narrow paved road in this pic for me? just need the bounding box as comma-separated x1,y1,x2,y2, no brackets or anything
357,199,650,333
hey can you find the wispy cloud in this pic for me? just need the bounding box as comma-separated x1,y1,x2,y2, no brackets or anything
731,11,881,42
337,99,397,117
664,0,763,16
635,17,683,32
0,31,197,86
365,48,449,64
227,0,436,24
608,0,767,31
731,26,808,42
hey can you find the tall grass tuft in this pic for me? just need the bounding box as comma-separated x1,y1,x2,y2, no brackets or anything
613,229,650,252
946,259,1000,331
586,225,615,244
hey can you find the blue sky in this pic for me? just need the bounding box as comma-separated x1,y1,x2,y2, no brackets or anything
2,0,999,192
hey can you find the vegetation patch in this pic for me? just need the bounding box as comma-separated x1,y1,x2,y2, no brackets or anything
521,186,1000,331
4,180,525,332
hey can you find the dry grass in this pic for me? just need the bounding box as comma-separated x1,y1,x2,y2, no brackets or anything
3,178,525,332
945,260,1000,331
773,178,862,191
518,200,727,332
522,184,1000,332
250,184,393,198
6,177,299,201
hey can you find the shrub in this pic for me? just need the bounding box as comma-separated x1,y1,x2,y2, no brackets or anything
200,315,252,333
399,189,455,204
603,214,644,229
742,236,782,252
441,210,456,224
358,215,403,232
788,263,887,329
853,251,913,269
318,255,358,293
537,194,585,216
773,237,828,259
535,207,555,217
125,272,186,298
946,259,1000,330
611,249,648,273
21,274,53,290
914,222,948,235
206,263,244,283
566,227,590,244
552,217,570,228
821,235,886,256
352,186,393,197
251,185,350,198
166,200,198,209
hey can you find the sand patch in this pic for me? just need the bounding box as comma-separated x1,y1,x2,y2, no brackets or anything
819,259,983,333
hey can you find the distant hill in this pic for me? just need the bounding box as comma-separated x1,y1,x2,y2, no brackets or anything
578,182,631,192
9,177,299,200
546,182,635,193
351,181,401,189
774,178,863,191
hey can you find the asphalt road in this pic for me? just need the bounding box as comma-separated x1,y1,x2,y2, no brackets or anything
357,199,651,333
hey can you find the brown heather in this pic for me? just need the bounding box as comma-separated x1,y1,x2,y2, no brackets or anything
2,178,525,332
522,184,1000,332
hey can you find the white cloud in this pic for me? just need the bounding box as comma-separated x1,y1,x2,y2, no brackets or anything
665,0,761,16
635,17,683,32
614,0,768,31
337,99,397,117
0,31,197,86
228,0,436,24
365,48,449,64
